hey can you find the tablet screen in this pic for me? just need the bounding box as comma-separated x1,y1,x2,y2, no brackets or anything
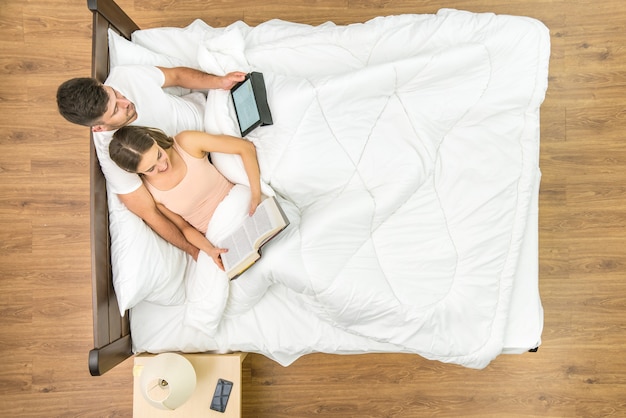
232,78,261,134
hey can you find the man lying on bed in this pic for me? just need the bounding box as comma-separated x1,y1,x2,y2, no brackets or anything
56,66,245,261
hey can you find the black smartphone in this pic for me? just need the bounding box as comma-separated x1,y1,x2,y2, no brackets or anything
209,378,233,413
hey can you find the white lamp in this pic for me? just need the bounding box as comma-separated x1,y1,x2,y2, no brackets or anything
140,353,197,410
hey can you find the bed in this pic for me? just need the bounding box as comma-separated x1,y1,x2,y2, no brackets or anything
86,0,548,376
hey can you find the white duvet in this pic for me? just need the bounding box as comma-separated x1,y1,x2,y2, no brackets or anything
116,9,549,369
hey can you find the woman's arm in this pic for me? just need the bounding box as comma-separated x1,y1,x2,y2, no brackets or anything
176,130,262,215
156,202,228,270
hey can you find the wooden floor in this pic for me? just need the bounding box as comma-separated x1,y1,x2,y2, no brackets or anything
1,0,625,416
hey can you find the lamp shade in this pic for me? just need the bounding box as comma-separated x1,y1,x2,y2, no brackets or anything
140,353,197,410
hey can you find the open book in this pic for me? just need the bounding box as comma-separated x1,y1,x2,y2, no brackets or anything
219,196,289,279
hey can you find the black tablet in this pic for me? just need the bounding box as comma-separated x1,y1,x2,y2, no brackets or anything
231,72,273,137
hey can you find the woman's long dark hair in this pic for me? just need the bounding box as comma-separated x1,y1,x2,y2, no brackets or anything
109,126,174,173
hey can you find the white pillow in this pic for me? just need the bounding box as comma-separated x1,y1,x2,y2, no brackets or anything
211,152,275,197
109,202,189,315
197,22,250,74
108,29,190,97
108,28,187,69
130,19,216,67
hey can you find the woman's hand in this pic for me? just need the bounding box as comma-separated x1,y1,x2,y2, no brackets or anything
249,191,262,216
207,245,228,271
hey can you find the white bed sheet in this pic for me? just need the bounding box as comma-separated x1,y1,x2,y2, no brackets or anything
118,9,549,369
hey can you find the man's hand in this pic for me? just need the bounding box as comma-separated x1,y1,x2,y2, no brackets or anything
219,71,247,90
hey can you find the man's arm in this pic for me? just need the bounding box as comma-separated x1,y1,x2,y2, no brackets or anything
155,203,228,271
118,185,200,260
158,67,246,90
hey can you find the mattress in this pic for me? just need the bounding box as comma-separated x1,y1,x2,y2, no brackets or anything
103,9,548,369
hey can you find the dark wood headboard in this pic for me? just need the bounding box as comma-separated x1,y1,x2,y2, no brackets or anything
86,0,139,376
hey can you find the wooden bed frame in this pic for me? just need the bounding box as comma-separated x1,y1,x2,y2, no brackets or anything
86,0,138,377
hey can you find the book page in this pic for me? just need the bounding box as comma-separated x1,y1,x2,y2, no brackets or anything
220,227,254,271
219,199,275,272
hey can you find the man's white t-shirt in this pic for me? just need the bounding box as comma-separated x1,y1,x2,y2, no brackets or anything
92,65,207,195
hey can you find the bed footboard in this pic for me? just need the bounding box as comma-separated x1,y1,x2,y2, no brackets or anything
87,0,139,376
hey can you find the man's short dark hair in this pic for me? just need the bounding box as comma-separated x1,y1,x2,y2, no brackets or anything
56,78,109,127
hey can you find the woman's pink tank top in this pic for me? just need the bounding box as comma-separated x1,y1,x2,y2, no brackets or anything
144,141,234,234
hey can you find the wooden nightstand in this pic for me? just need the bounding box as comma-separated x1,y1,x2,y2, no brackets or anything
133,353,247,418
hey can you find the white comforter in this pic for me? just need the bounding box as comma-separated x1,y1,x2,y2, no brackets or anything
124,9,549,369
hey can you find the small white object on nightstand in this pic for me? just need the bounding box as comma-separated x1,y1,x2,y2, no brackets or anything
139,353,197,410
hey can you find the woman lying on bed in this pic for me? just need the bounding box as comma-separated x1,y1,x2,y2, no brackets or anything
109,126,262,270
